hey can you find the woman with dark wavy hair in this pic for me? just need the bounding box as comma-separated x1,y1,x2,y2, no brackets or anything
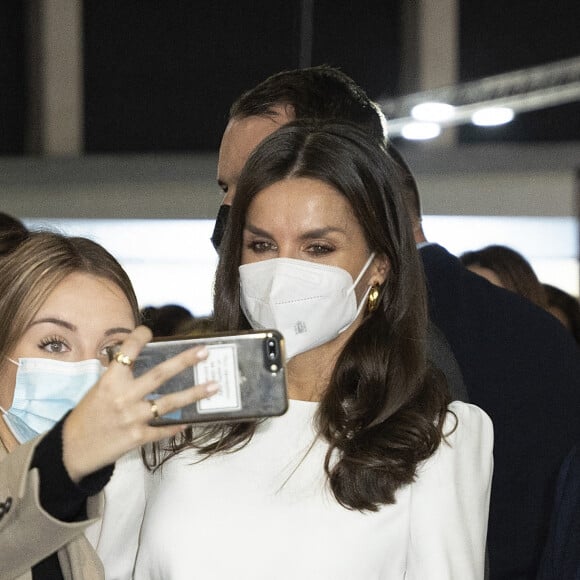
460,244,547,309
109,122,493,579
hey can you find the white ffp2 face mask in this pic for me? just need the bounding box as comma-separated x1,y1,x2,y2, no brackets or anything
239,253,375,360
0,357,106,443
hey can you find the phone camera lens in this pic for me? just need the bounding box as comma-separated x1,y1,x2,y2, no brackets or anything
267,339,277,360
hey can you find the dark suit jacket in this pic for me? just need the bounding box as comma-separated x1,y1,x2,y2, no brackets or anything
537,444,580,580
420,243,580,580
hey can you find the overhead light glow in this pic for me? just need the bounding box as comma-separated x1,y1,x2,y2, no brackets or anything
471,107,515,127
411,102,455,122
400,121,441,140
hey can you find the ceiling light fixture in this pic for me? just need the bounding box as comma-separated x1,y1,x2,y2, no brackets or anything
471,106,515,126
411,102,455,122
378,56,580,138
400,122,441,140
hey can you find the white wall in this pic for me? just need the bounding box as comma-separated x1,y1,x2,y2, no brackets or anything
4,143,580,305
1,143,579,219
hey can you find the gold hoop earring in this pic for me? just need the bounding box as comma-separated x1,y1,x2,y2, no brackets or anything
367,285,380,313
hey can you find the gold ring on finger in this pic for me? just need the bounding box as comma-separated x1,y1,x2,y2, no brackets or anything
114,351,133,367
149,399,160,420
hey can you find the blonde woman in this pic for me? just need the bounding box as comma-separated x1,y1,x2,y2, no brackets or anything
0,231,216,579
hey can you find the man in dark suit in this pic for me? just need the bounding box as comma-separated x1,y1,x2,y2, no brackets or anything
381,113,580,580
212,65,580,579
417,237,580,579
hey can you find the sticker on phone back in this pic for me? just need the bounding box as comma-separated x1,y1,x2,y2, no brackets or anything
195,343,242,412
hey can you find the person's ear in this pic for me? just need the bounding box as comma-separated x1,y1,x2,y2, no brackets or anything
370,254,390,286
282,103,296,121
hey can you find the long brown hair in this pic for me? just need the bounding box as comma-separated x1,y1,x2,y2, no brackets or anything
166,122,450,511
0,231,140,381
460,244,547,308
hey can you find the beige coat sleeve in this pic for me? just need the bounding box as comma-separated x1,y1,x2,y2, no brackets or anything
0,435,104,580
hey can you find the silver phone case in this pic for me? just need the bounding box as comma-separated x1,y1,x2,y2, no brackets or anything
133,329,288,425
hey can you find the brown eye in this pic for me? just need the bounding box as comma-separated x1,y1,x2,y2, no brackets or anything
308,243,333,255
249,240,275,253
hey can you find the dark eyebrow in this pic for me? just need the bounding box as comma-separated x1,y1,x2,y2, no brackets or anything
105,327,133,336
244,224,271,237
298,226,348,240
245,224,348,239
30,317,76,331
30,318,132,337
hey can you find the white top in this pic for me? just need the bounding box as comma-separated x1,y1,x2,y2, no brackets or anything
91,400,493,580
85,448,146,579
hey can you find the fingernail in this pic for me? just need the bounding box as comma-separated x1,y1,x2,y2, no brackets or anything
205,382,220,395
197,346,209,359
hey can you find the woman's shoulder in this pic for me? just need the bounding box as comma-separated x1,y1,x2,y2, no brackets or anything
447,400,492,425
414,401,494,488
442,401,494,449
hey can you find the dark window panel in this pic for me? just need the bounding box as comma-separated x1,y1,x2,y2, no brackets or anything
459,0,580,142
312,0,400,100
0,1,26,154
84,1,300,153
460,0,580,79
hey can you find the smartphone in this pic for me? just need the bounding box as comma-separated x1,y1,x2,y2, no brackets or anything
130,329,288,425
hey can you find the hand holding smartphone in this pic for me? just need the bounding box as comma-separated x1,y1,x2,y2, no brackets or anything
123,329,288,425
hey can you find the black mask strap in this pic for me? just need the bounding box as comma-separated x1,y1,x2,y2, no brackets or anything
210,204,231,252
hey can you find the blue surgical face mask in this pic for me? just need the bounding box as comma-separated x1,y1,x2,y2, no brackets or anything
0,357,106,443
0,406,39,444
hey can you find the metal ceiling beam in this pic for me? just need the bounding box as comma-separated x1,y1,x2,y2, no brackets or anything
378,56,580,136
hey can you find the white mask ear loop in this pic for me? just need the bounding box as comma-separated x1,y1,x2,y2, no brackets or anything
349,252,376,293
338,252,377,334
2,358,20,415
2,359,21,416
